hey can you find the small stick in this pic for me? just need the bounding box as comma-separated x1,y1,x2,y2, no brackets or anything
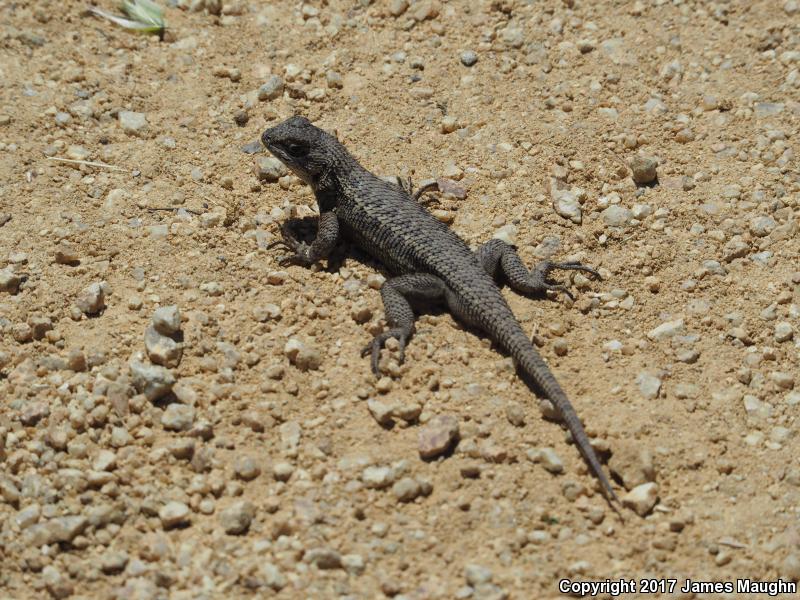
46,157,126,171
145,207,202,215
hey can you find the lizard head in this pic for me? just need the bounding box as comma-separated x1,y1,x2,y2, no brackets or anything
261,115,340,189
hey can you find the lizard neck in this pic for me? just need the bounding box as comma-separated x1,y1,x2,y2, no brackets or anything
314,144,361,207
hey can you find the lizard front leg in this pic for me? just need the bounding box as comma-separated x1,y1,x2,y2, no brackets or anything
477,239,600,300
362,273,446,376
269,211,340,267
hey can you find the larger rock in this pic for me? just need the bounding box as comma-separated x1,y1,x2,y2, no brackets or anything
647,319,685,341
636,372,662,399
749,215,777,237
305,547,342,569
260,563,287,590
152,305,181,335
284,338,322,371
553,189,583,224
629,155,658,185
26,516,88,546
418,415,459,459
257,75,284,101
130,358,175,401
602,205,633,227
161,404,195,431
362,466,396,489
254,156,288,182
75,282,105,315
0,266,21,294
622,482,659,516
119,110,147,135
609,442,656,490
145,324,182,368
159,501,190,528
42,565,73,599
219,500,255,534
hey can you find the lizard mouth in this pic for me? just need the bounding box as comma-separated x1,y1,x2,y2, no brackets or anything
260,130,276,152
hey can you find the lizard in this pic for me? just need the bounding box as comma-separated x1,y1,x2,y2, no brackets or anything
261,115,620,506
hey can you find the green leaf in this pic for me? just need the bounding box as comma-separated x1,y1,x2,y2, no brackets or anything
90,1,165,37
122,0,163,27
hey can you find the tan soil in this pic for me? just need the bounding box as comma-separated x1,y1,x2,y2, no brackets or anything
1,0,799,598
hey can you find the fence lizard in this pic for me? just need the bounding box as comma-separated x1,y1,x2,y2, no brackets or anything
261,116,619,506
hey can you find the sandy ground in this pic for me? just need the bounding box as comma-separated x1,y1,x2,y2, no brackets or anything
1,0,799,598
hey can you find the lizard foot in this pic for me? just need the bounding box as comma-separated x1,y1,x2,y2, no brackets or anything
267,222,303,252
361,328,408,376
275,250,312,267
533,260,601,300
396,176,439,203
268,222,312,266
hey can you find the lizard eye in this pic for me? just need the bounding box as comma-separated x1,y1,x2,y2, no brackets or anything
286,143,308,158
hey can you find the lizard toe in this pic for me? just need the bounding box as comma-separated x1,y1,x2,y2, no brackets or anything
362,329,408,376
551,260,602,280
545,283,574,301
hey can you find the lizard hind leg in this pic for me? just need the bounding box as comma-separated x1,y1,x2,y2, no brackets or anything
477,239,600,300
362,273,447,376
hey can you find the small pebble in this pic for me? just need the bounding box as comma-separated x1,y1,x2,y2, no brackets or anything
505,402,525,427
389,0,408,17
159,501,191,528
622,482,659,516
362,466,396,489
54,243,79,265
119,111,147,135
630,155,658,185
152,305,181,335
273,462,294,482
161,404,195,431
234,456,261,481
284,338,322,371
460,50,478,66
258,75,284,101
775,322,794,342
602,205,633,227
254,156,288,182
441,115,458,134
465,564,493,586
130,358,175,401
636,372,662,399
219,500,255,534
418,415,459,459
0,266,21,294
392,477,422,502
42,566,73,599
75,282,105,315
647,319,685,341
368,398,395,426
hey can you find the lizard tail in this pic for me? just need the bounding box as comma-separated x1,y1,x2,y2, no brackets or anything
501,325,621,508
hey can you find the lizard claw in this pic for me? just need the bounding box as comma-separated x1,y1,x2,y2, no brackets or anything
396,176,413,196
277,249,312,268
551,260,602,280
267,240,293,252
362,329,408,377
531,260,600,300
543,284,574,301
277,254,299,267
269,222,303,253
270,221,312,267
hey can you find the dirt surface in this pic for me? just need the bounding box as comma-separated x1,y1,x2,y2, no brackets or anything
1,0,800,598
